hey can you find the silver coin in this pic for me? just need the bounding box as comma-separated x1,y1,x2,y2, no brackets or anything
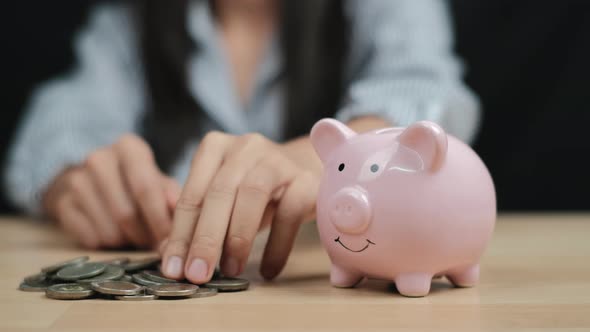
47,273,62,281
91,280,143,296
190,287,218,298
77,265,125,283
100,257,130,266
205,277,249,292
132,273,162,287
56,262,107,281
115,294,157,301
24,273,47,284
147,283,198,297
141,270,178,284
123,257,161,272
19,280,53,292
19,273,58,292
41,256,89,274
46,283,95,300
120,274,133,282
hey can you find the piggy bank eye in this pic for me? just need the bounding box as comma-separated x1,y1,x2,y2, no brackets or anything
370,164,379,173
357,148,392,182
338,163,345,172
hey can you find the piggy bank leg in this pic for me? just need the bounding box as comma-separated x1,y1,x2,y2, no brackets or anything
330,264,363,288
394,273,432,297
446,264,480,288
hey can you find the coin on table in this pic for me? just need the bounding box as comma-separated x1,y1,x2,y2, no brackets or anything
24,273,47,284
115,294,157,301
146,283,198,297
91,280,143,296
123,257,161,272
132,273,162,287
56,262,107,281
205,277,249,292
100,257,130,266
190,287,218,298
141,270,178,284
41,256,89,274
19,282,46,292
120,274,133,282
77,265,125,283
46,283,95,300
19,279,55,292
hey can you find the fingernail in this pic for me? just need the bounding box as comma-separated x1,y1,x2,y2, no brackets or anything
223,257,240,277
187,258,209,281
165,256,183,278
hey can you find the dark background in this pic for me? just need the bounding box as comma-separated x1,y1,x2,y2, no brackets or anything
1,1,589,213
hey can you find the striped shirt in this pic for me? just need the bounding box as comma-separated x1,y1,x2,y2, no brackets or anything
3,0,480,214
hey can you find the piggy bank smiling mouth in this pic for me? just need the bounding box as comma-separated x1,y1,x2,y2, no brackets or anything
334,236,376,253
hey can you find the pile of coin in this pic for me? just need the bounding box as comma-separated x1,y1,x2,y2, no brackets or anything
19,256,249,301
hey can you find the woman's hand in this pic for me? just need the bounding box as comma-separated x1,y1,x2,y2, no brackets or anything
43,134,180,249
160,131,321,283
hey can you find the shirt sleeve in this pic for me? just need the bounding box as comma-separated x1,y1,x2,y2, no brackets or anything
336,0,481,143
2,4,145,215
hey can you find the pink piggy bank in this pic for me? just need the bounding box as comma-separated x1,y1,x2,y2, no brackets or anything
310,119,496,297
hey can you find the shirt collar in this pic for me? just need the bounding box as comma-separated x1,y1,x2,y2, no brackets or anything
187,0,215,49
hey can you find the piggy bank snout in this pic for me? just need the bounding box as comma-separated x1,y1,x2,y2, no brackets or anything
329,187,371,234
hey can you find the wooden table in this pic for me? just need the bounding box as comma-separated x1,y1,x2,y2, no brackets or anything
0,214,589,331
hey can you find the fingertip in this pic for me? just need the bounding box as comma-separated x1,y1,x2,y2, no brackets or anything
161,239,191,279
260,264,280,281
221,236,250,277
220,256,241,277
185,258,210,284
162,255,184,280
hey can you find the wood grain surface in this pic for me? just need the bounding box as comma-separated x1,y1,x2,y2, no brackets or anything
0,214,589,331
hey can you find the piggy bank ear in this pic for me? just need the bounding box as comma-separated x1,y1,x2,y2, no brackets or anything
310,118,356,164
397,121,448,172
